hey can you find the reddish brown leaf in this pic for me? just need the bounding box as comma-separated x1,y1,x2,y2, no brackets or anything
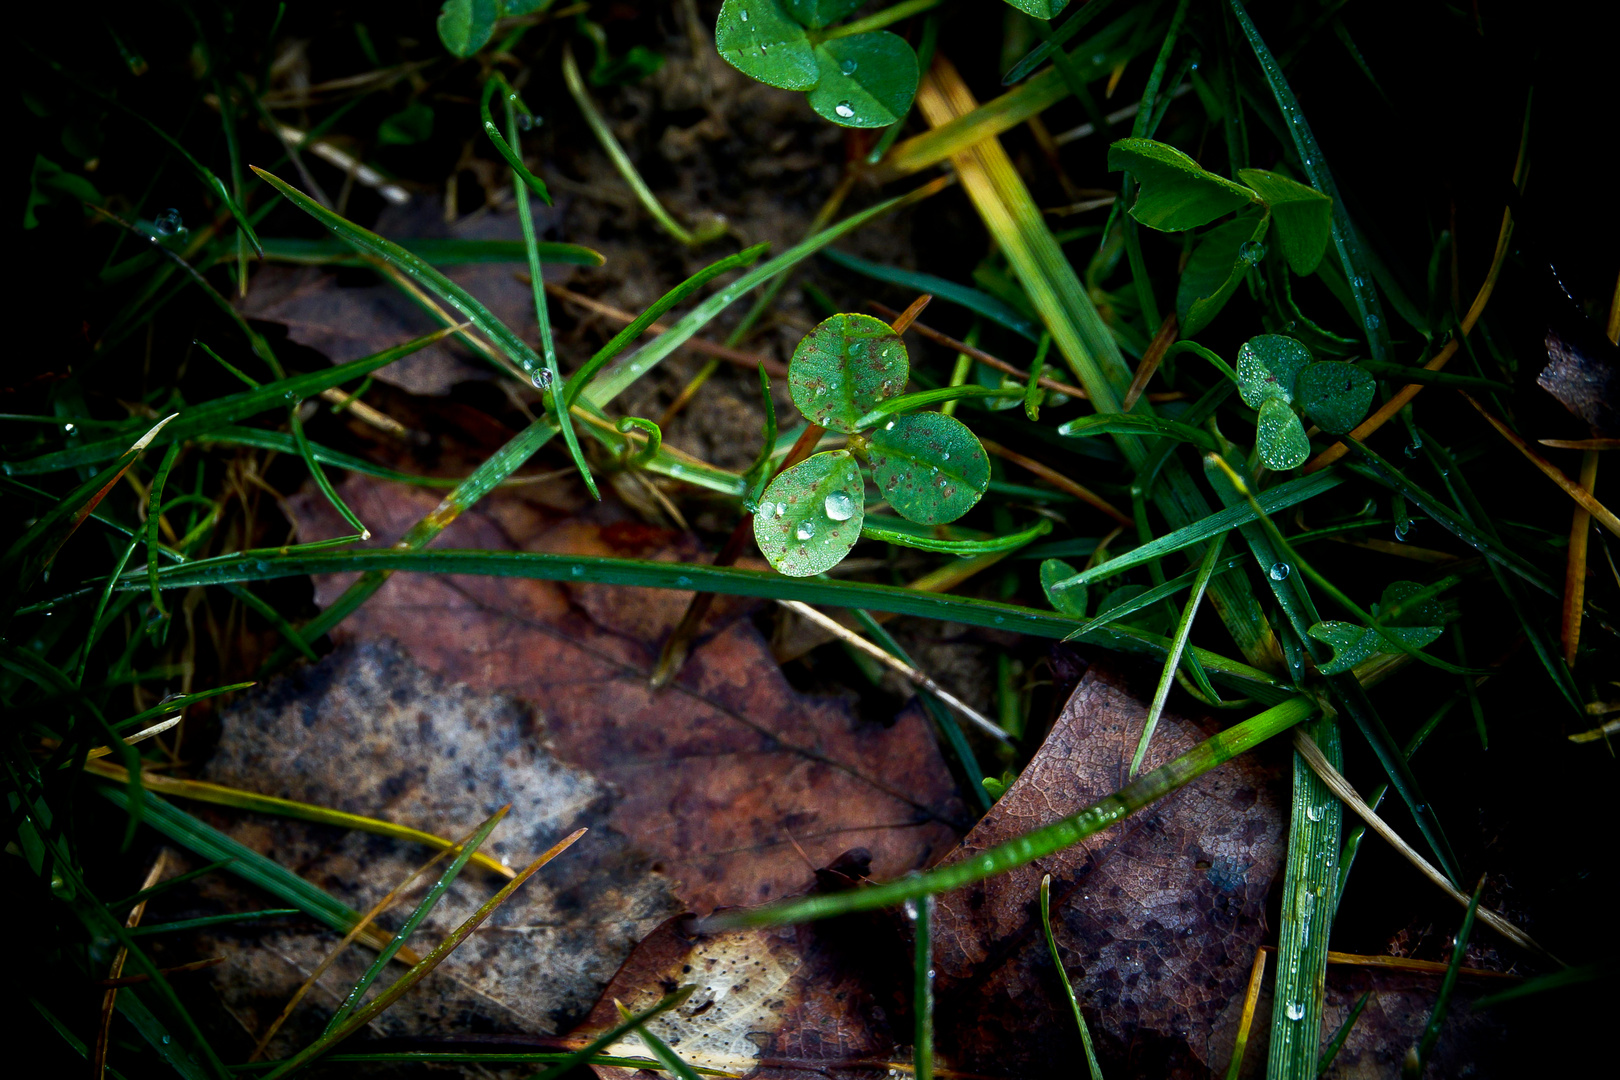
289,474,970,916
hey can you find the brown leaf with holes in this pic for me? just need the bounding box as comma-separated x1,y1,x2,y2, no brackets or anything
289,474,969,917
930,658,1290,1076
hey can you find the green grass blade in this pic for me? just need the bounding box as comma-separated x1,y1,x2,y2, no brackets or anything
108,859,235,912
1002,0,1125,84
1317,991,1368,1076
912,893,936,1080
7,328,455,476
480,78,552,205
1130,537,1223,776
860,517,1051,555
146,441,183,615
1404,876,1486,1077
74,530,143,686
288,407,370,538
112,684,253,732
127,909,301,936
1056,469,1342,589
706,696,1317,928
200,426,460,487
1040,874,1106,1080
1058,412,1219,451
1227,0,1390,364
1267,716,1343,1079
251,166,546,385
505,88,596,499
255,236,603,266
1472,964,1605,1010
97,786,387,948
324,807,508,1034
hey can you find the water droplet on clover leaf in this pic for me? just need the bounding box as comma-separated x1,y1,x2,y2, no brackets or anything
796,519,817,541
824,491,855,521
154,208,183,236
1239,240,1266,264
840,59,858,75
835,101,855,118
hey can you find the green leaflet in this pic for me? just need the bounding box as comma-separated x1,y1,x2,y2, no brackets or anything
1296,362,1376,435
1177,213,1270,335
1235,168,1332,275
789,313,909,431
437,0,501,57
865,412,989,525
716,0,818,89
754,451,866,577
808,33,920,128
1110,137,1257,232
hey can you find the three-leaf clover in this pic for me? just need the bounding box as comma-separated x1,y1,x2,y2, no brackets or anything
715,0,920,128
1108,138,1334,334
754,313,990,576
1235,334,1374,471
437,0,551,57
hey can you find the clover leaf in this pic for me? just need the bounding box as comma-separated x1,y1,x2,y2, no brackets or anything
1110,138,1259,233
1040,558,1088,618
1307,580,1447,674
1295,361,1376,435
753,450,866,577
1177,213,1271,336
1235,168,1332,275
1236,334,1313,408
788,312,908,432
865,411,989,525
714,0,918,128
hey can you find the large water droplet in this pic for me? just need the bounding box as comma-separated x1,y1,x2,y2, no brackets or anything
1305,803,1325,822
1239,240,1266,264
62,423,77,436
824,491,855,521
531,369,553,389
739,9,748,20
153,208,183,236
1366,313,1382,330
835,101,855,118
884,420,895,430
775,502,787,517
1285,1001,1306,1021
1269,562,1291,581
1394,519,1412,541
840,59,858,75
796,519,817,541
517,113,537,132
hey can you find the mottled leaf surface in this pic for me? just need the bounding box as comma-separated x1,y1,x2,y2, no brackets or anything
865,411,988,525
787,312,908,432
754,449,866,576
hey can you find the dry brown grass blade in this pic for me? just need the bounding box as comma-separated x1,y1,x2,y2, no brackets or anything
1537,438,1620,450
1291,732,1552,959
93,851,167,1079
1460,394,1620,537
979,438,1133,526
1122,314,1180,412
1563,450,1601,666
889,293,933,336
97,956,226,988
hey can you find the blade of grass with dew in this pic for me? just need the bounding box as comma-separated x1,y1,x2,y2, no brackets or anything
1041,874,1105,1080
1403,876,1487,1078
73,531,143,686
912,893,937,1080
96,786,403,955
111,545,1289,697
83,760,512,877
1227,0,1390,365
254,235,603,266
323,807,509,1034
259,828,585,1080
505,85,596,499
480,77,552,205
1069,557,1244,638
251,167,553,386
200,426,463,487
1130,538,1224,777
613,1000,704,1080
1266,713,1343,1079
8,329,455,476
706,696,1317,929
859,518,1051,555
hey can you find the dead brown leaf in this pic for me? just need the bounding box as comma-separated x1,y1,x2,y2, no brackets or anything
289,474,970,916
